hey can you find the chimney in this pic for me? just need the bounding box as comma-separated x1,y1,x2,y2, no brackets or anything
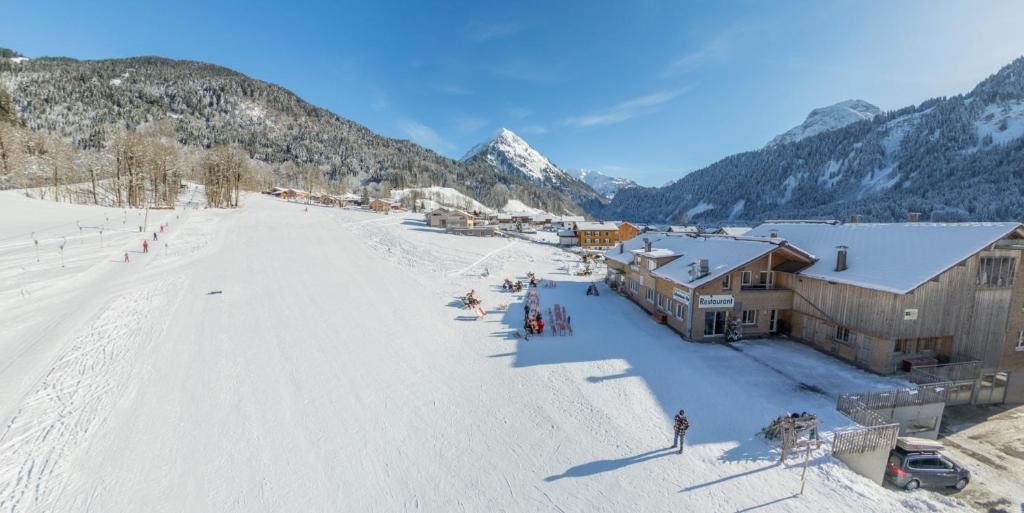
699,258,709,277
835,245,848,272
619,242,624,254
643,238,652,253
849,214,860,224
907,212,920,223
769,229,779,238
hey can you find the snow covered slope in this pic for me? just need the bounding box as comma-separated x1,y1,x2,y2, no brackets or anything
768,99,881,147
565,168,637,199
0,192,978,513
462,128,606,212
390,186,494,213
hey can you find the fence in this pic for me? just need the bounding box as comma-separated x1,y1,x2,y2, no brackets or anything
909,360,983,385
833,424,900,456
837,382,950,412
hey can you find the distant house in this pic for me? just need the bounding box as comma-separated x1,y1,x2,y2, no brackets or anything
668,225,700,234
444,210,476,229
368,199,391,213
711,226,752,236
558,229,579,247
574,221,623,250
426,207,452,227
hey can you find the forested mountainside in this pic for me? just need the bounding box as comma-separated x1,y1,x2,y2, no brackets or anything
601,57,1024,224
0,54,584,213
462,128,606,212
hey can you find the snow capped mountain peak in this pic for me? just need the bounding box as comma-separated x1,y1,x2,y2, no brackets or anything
768,99,881,147
565,168,637,199
462,127,566,183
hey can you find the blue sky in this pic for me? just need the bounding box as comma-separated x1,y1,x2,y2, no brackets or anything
4,0,1024,185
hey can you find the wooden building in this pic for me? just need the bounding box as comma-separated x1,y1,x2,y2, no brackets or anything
368,199,391,213
605,221,1024,405
575,221,641,250
605,234,813,341
746,221,1024,404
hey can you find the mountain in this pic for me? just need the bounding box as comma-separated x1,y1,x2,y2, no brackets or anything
599,56,1024,224
767,99,881,147
564,168,637,199
462,128,606,212
0,54,585,214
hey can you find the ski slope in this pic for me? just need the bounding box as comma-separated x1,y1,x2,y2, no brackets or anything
0,192,967,512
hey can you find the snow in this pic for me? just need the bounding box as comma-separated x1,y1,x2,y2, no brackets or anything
686,201,714,219
390,186,494,213
728,199,745,220
0,191,970,512
463,128,567,184
501,199,543,214
974,100,1024,145
768,100,881,147
565,168,637,199
747,222,1023,294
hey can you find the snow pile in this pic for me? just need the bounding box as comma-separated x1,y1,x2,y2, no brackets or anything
565,168,637,199
390,186,494,213
768,100,881,147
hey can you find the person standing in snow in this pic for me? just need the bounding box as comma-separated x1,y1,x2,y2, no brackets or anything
142,240,149,253
153,232,158,241
124,251,130,263
673,410,690,453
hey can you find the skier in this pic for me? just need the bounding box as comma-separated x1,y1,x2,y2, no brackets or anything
142,240,149,253
160,224,165,233
124,251,130,263
153,232,158,241
536,316,545,335
673,409,690,453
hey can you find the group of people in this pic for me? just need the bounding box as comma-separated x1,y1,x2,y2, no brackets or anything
585,283,600,296
125,222,170,263
502,278,524,293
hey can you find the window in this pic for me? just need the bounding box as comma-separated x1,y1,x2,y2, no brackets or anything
917,339,936,352
721,274,731,290
675,301,686,320
759,271,773,288
978,256,1016,287
645,288,655,303
629,279,639,293
835,325,851,343
657,293,668,311
741,310,757,325
1017,329,1024,352
648,259,657,271
741,271,752,286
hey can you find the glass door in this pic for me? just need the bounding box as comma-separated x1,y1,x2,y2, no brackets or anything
704,311,727,336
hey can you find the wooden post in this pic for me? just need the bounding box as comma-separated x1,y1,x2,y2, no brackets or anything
799,440,811,495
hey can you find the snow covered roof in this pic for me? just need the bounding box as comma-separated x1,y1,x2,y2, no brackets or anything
557,229,577,237
718,227,752,236
668,225,699,234
649,237,797,289
747,222,1024,294
576,221,619,231
604,234,809,290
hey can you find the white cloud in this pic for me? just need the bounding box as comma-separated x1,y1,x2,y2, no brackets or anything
465,21,522,42
666,27,739,74
565,88,692,127
398,119,454,152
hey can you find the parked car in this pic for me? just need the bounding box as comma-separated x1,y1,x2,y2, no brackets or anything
885,443,970,491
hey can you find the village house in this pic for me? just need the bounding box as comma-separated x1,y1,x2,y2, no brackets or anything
574,221,641,250
605,233,814,342
557,228,579,247
746,220,1024,405
368,199,391,213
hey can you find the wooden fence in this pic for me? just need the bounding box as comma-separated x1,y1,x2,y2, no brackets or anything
837,382,950,413
833,423,900,456
909,360,983,385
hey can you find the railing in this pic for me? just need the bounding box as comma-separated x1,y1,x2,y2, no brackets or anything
833,424,900,456
838,382,950,413
909,360,984,384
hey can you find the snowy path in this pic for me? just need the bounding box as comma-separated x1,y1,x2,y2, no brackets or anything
0,194,966,512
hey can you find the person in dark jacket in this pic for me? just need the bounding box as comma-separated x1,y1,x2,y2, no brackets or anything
673,409,690,453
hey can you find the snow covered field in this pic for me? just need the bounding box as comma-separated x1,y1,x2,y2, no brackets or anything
0,192,971,512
